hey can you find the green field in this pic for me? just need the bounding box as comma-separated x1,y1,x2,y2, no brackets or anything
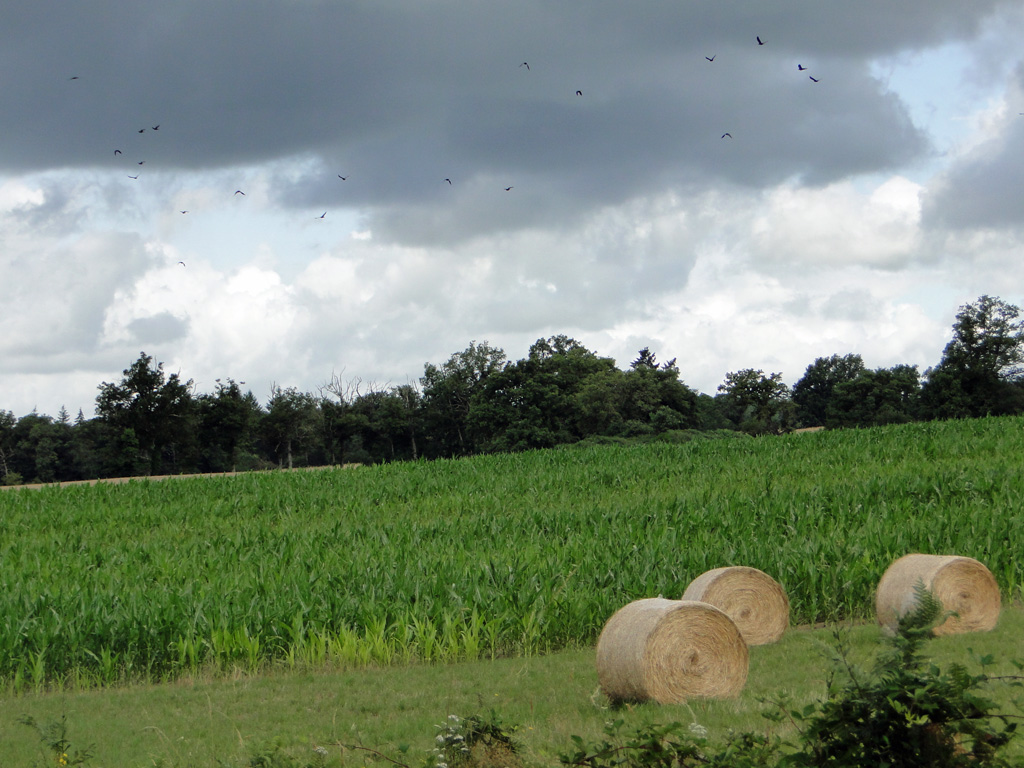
1,416,1023,690
1,609,1022,767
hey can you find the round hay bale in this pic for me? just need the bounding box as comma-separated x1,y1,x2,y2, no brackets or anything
595,598,748,704
875,554,1001,635
681,566,789,646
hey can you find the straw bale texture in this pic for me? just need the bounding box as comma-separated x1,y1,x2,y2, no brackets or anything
681,566,789,645
595,598,748,704
875,553,1001,635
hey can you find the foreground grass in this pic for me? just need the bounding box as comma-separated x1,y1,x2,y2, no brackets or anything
2,607,1022,767
2,416,1023,688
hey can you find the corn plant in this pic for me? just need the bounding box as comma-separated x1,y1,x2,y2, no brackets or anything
1,416,1022,688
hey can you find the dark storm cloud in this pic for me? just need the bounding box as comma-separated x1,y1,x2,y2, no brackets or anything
0,0,1013,246
4,3,998,165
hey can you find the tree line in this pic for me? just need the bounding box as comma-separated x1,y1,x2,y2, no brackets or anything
2,295,1022,485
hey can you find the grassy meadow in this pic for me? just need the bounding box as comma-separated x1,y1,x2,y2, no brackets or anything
1,607,1022,766
1,416,1023,691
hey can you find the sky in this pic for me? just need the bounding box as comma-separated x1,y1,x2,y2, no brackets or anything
3,1,1024,418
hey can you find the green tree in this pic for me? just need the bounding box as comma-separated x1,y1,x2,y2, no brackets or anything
717,368,794,434
922,295,1024,418
619,353,698,433
262,386,320,469
791,354,866,427
695,392,734,430
95,352,195,475
0,409,19,484
347,384,422,463
67,412,119,480
469,336,617,452
420,341,506,457
11,412,73,483
196,379,262,472
826,365,921,428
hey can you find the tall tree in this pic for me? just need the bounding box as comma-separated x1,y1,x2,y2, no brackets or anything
196,379,261,472
349,384,422,462
618,352,698,434
922,295,1024,418
0,410,18,484
420,341,506,457
469,336,617,451
827,365,921,428
95,352,195,475
262,386,320,469
791,354,866,427
717,368,794,434
8,412,74,483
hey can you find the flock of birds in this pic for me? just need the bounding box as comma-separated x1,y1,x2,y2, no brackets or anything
67,34,823,266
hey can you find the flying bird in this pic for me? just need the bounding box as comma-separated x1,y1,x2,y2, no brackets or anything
128,174,138,179
234,190,245,195
137,161,145,165
520,62,530,70
338,175,347,180
809,75,819,82
114,149,122,155
504,186,513,191
705,55,715,62
576,90,582,96
756,36,765,45
721,132,732,139
798,64,806,71
68,76,79,80
318,212,327,219
180,210,188,214
178,261,186,267
152,125,160,130
138,128,145,133
445,178,452,185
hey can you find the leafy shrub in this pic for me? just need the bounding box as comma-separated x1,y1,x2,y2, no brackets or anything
432,713,521,768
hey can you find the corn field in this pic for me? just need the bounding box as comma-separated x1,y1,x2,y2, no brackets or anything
1,416,1022,689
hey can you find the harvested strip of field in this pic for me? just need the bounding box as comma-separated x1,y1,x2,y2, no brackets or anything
1,416,1022,687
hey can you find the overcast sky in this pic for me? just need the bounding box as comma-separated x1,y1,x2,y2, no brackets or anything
3,1,1024,418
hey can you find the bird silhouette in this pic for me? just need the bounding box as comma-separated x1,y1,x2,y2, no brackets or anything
152,125,160,130
576,90,582,96
114,149,122,155
504,186,513,191
445,178,452,185
138,128,145,133
798,64,806,71
318,212,327,219
338,175,347,180
706,55,715,62
138,161,145,165
180,210,188,214
756,36,765,45
520,62,530,70
721,132,732,139
128,174,139,179
68,76,79,80
809,75,819,82
234,190,245,195
178,261,186,267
